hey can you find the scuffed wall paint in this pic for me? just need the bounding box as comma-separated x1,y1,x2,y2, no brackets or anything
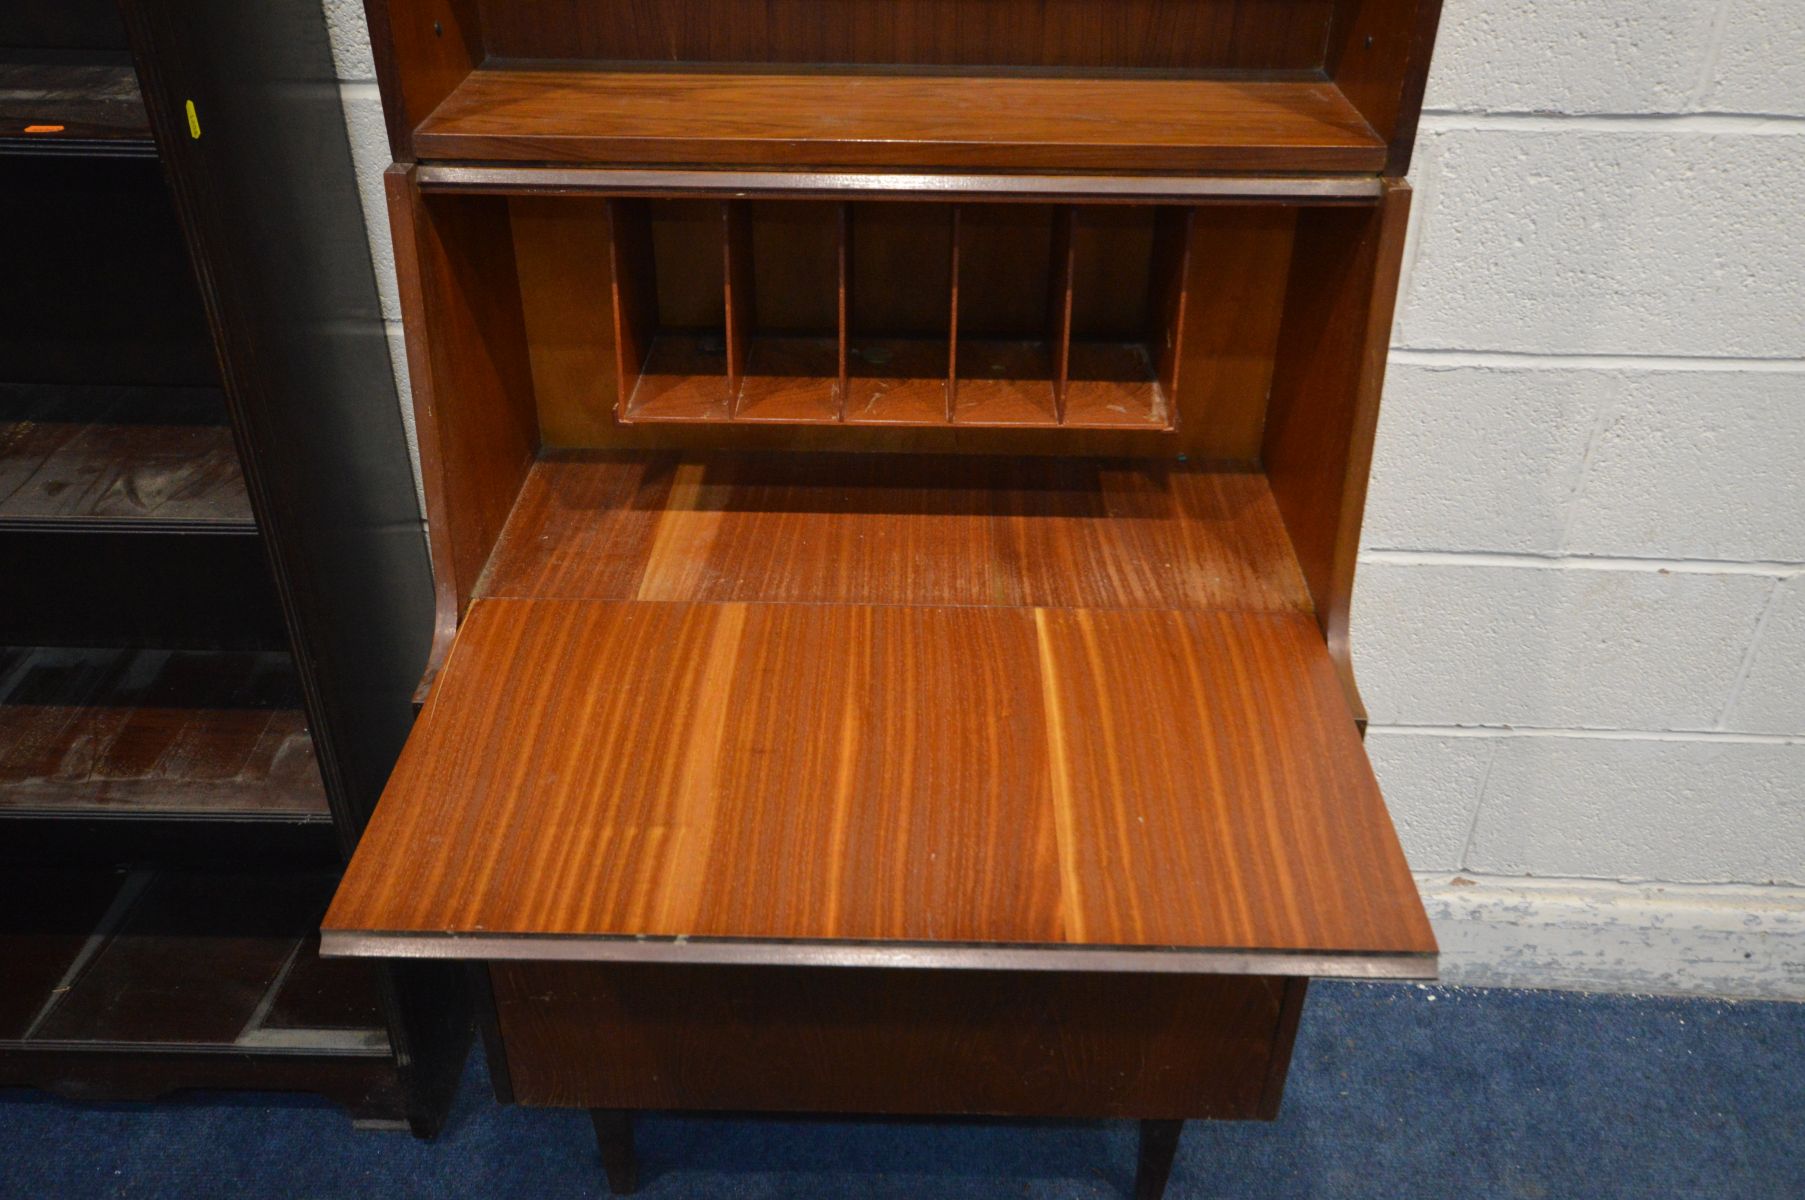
1425,876,1805,1000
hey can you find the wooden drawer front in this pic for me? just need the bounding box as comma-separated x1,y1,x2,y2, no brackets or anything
491,962,1304,1121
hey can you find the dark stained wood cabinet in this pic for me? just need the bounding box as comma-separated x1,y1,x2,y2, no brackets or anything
325,0,1445,1191
0,0,466,1132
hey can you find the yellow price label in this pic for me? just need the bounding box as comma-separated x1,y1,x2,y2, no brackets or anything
185,99,201,139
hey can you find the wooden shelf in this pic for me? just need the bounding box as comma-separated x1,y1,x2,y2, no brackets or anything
736,337,842,424
1,868,385,1052
952,341,1059,426
843,340,950,425
610,198,1186,431
0,646,328,820
328,597,1431,971
0,387,252,532
414,67,1387,174
620,334,732,423
0,56,152,154
325,452,1433,974
481,454,1315,612
1064,343,1170,429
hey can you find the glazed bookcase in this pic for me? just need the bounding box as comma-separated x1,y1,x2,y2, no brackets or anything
0,0,465,1131
325,1,1446,1194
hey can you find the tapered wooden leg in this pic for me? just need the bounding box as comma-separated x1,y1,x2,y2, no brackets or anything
590,1109,637,1194
1135,1119,1184,1200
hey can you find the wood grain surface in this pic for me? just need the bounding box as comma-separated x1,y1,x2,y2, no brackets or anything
386,167,538,639
1175,207,1298,459
1327,0,1446,174
501,192,1289,462
475,0,1336,71
490,962,1301,1118
325,595,1433,964
1265,180,1413,722
362,0,485,161
735,338,842,424
0,414,250,530
0,646,326,817
606,198,1182,431
0,59,150,148
414,69,1386,173
349,2,1445,999
480,453,1313,614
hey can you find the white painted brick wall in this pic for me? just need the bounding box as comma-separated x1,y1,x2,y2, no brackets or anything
1354,563,1772,729
1371,0,1805,995
1704,1,1805,116
1724,578,1805,735
1366,364,1601,554
1425,2,1717,114
320,0,374,81
1567,372,1805,562
321,7,418,497
1372,730,1805,888
1466,736,1805,884
1399,127,1805,358
1363,733,1493,871
1369,366,1805,562
340,87,400,324
319,0,1805,996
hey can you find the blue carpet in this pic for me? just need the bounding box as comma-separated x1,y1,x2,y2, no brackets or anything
2,983,1800,1198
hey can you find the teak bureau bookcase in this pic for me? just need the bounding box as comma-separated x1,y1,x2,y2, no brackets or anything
324,1,1446,1193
